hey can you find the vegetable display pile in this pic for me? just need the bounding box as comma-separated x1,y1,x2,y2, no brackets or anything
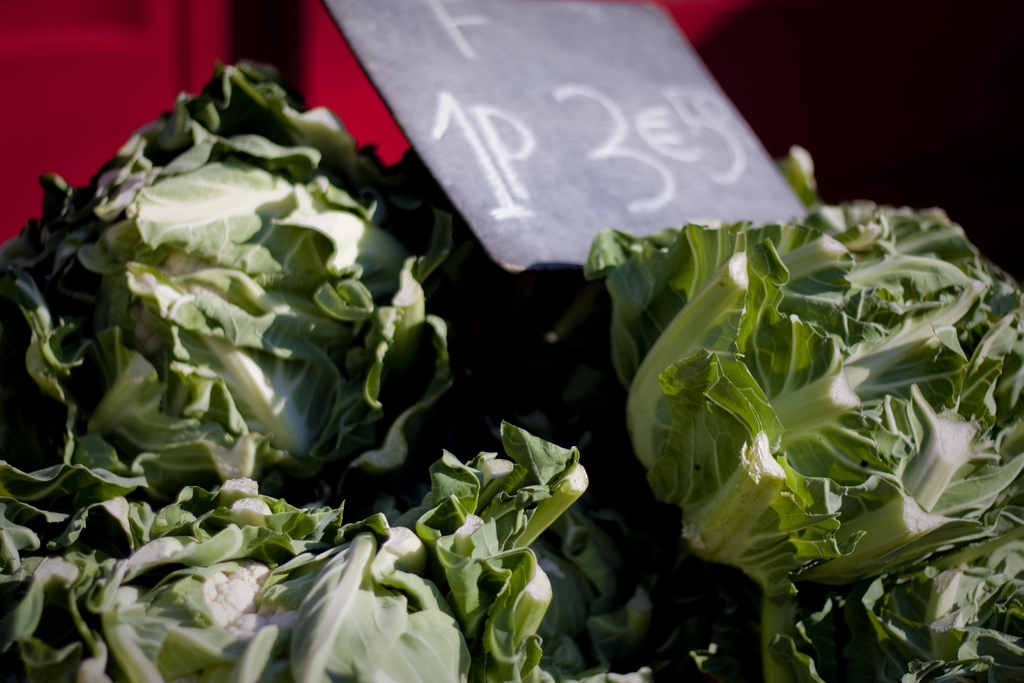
2,63,1023,682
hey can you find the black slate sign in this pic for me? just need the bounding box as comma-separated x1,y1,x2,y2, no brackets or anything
323,0,804,270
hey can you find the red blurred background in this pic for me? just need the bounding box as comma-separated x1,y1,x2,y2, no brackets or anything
1,0,1020,274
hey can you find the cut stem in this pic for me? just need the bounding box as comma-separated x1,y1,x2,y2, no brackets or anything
514,464,588,549
683,432,786,571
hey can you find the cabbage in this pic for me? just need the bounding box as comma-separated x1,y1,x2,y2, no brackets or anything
0,423,587,683
585,153,1024,680
4,60,1023,683
0,63,452,503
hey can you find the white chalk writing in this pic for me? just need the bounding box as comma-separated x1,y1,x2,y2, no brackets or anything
432,92,535,220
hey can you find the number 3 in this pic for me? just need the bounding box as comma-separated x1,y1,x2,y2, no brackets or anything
553,84,676,214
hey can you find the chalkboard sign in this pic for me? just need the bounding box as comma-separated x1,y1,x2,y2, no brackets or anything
323,0,805,270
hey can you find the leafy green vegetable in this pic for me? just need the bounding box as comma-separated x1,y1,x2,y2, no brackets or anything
3,59,1022,683
842,539,1024,682
585,150,1024,680
0,63,452,504
0,423,588,683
